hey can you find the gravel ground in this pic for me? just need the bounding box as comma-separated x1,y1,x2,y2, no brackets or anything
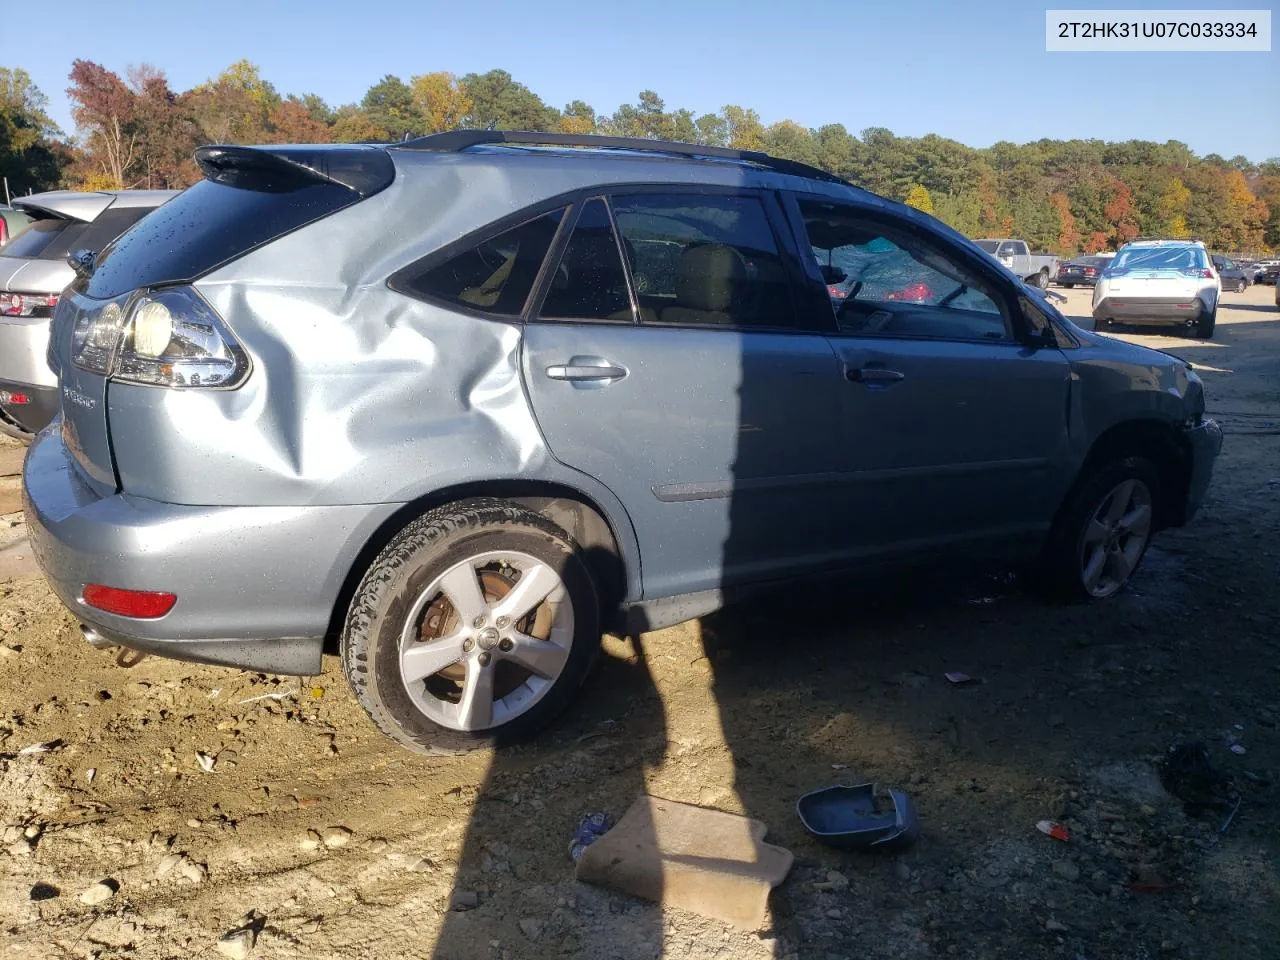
1,284,1277,960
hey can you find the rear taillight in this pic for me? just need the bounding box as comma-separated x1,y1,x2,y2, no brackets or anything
1085,268,1096,275
82,584,177,619
0,292,59,317
71,286,250,389
0,390,30,405
1202,269,1214,278
0,221,7,245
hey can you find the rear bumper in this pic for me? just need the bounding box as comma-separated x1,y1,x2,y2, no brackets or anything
22,425,402,675
0,316,57,437
1175,418,1223,525
1055,276,1097,286
1092,296,1209,326
0,316,55,387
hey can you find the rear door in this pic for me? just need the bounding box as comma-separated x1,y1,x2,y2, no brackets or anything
787,195,1072,555
521,190,844,598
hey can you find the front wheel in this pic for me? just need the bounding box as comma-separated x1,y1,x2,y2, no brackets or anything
1236,279,1247,293
1038,457,1159,603
1037,269,1051,289
341,500,600,754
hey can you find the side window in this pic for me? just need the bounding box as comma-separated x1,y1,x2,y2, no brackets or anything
1015,241,1029,256
610,193,794,328
797,198,1010,342
997,241,1019,257
539,198,633,322
399,207,566,315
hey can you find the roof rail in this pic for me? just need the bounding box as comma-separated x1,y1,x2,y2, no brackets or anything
395,129,848,185
1126,236,1206,244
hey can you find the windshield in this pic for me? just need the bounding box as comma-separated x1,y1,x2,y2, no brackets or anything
974,240,999,253
1107,246,1206,274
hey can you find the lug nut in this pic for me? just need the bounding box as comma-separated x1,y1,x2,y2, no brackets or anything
472,615,487,628
462,638,474,652
477,652,492,667
498,638,513,652
496,616,510,628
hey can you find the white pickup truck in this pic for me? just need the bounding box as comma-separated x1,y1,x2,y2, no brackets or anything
974,239,1060,289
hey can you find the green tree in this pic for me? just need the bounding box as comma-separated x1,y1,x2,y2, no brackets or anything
460,70,557,131
722,105,764,151
559,100,596,135
0,67,63,194
361,75,417,140
904,184,935,214
762,120,820,167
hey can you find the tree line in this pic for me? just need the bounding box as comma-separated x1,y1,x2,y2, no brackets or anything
2,62,1277,255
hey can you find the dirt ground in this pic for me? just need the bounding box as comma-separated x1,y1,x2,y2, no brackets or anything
1,284,1278,960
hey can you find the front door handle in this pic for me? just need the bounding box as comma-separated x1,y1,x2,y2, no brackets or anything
845,365,905,384
545,356,628,384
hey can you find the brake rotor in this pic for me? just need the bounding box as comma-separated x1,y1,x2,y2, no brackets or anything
416,563,553,702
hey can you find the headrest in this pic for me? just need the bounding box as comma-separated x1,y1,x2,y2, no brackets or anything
675,244,748,312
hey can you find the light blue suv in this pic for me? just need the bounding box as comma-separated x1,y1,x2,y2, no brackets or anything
24,132,1222,754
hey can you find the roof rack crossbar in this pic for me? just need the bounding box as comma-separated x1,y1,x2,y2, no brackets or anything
394,129,847,185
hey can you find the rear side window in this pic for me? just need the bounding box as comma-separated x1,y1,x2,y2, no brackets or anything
400,208,566,316
86,179,364,300
2,218,84,259
539,199,632,321
610,193,794,328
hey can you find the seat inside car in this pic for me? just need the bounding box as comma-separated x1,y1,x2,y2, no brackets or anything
661,243,750,326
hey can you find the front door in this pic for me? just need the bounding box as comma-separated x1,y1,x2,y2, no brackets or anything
790,196,1072,558
521,192,844,599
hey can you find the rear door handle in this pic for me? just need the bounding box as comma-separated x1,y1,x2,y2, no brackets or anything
845,365,905,384
545,356,628,384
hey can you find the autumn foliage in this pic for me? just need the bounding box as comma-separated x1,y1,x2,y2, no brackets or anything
1,60,1275,254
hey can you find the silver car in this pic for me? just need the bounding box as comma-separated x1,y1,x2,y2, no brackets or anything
23,133,1223,754
0,189,177,438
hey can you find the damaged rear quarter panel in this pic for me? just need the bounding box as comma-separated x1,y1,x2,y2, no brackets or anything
104,158,630,524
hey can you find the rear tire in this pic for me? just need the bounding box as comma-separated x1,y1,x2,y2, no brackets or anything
1195,308,1216,339
1236,279,1247,293
1037,269,1051,289
1037,457,1160,603
341,499,600,754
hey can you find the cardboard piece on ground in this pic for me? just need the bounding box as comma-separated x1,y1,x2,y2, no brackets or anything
575,794,793,931
0,486,22,516
0,447,24,478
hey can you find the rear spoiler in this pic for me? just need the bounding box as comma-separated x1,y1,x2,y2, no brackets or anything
194,145,396,198
13,191,114,222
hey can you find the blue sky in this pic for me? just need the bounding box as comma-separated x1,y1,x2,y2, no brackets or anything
21,0,1280,161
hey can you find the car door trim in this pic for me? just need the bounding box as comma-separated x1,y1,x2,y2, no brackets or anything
652,457,1051,502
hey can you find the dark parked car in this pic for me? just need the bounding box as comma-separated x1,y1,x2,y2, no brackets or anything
1055,256,1110,287
1211,255,1251,293
1257,261,1280,285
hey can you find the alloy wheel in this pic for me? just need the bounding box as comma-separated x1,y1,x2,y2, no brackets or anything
1077,478,1153,598
398,550,575,731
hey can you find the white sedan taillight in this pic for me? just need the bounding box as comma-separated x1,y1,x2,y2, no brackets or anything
71,286,250,389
